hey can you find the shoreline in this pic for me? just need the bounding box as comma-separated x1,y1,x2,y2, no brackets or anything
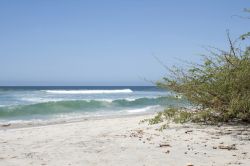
0,112,156,130
0,113,250,165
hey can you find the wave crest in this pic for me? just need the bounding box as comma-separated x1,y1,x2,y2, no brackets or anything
43,89,133,94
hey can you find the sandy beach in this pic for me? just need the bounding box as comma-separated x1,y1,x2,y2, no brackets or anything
0,114,250,166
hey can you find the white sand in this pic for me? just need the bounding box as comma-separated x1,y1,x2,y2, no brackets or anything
0,114,250,166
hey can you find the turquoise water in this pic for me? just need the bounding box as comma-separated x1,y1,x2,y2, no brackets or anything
0,86,189,123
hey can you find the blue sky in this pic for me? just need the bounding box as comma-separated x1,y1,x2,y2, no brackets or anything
0,0,249,86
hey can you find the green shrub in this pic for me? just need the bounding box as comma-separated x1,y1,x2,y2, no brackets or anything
145,10,250,126
156,44,250,123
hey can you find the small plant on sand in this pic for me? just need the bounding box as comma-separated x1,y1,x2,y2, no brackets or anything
145,39,250,127
169,40,249,121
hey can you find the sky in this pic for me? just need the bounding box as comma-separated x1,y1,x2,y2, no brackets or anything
0,0,249,86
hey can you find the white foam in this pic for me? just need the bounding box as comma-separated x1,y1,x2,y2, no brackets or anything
124,98,137,101
21,97,63,103
96,99,114,103
126,105,161,114
21,98,118,103
0,119,44,125
43,89,133,94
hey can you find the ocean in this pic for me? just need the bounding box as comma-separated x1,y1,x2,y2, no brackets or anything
0,86,189,124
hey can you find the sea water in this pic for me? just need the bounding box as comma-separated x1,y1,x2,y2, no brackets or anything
0,86,189,124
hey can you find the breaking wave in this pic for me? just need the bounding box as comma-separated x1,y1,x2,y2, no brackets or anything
0,96,187,118
43,89,133,94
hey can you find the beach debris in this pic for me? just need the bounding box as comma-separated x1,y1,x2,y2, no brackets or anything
218,144,237,150
146,136,153,141
228,161,242,165
159,143,171,147
129,129,144,138
241,131,249,135
224,131,232,135
217,123,222,127
185,130,193,134
213,144,237,150
114,134,127,138
25,152,35,158
186,163,194,166
165,150,170,154
1,123,11,127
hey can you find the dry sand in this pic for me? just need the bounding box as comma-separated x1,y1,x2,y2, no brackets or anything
0,114,250,166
